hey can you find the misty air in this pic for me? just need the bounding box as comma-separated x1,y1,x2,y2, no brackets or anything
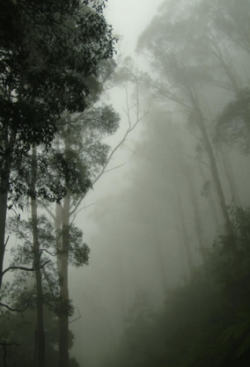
1,1,250,367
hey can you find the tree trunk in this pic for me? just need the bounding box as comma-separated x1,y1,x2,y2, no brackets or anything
178,152,207,263
0,174,9,290
0,130,15,290
172,165,195,280
32,198,45,367
152,230,169,292
191,97,235,247
58,195,70,367
220,148,242,207
198,163,221,231
31,147,45,367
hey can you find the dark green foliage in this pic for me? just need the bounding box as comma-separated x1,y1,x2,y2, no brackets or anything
0,0,116,204
5,214,89,311
0,306,80,367
105,207,250,367
57,224,90,267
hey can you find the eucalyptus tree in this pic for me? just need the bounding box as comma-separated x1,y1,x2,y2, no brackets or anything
136,0,250,244
53,103,119,367
0,0,116,290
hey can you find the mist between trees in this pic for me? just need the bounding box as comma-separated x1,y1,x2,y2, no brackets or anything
1,0,250,367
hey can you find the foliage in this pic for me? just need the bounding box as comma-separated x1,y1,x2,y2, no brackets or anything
104,206,250,367
4,214,89,313
0,0,116,205
0,306,80,367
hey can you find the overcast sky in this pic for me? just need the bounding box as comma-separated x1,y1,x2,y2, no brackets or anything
105,0,163,56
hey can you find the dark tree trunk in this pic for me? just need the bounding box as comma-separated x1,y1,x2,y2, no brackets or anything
0,130,15,290
178,152,207,263
221,148,242,207
31,147,45,367
0,174,9,290
191,97,235,248
172,164,195,280
58,195,70,367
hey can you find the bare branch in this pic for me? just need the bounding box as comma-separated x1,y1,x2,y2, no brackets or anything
4,236,9,248
2,261,50,277
38,201,56,221
40,249,57,257
69,307,81,324
187,155,211,169
69,202,95,216
0,293,36,313
69,82,149,218
103,162,127,174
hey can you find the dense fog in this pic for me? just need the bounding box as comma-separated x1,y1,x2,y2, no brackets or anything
1,1,250,367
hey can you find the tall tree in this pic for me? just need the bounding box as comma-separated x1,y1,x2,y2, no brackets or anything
136,0,246,245
0,0,116,290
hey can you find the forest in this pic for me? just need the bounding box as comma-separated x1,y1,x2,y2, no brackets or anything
0,0,250,366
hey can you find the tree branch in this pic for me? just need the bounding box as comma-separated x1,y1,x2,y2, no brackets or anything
70,82,149,218
4,236,10,248
0,293,36,313
2,261,50,277
69,307,81,324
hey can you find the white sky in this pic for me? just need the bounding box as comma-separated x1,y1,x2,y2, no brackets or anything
105,0,163,56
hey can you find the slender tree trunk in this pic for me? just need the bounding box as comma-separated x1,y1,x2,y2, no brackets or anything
191,98,235,247
0,174,9,290
0,130,15,290
58,194,70,367
178,153,207,262
31,147,45,367
198,163,221,231
152,230,169,292
31,198,45,367
220,148,242,207
172,165,195,280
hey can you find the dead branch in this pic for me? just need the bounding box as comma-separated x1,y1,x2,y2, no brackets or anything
0,293,36,313
2,261,50,277
69,307,81,324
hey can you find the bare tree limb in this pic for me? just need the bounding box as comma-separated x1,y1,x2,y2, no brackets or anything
69,202,96,217
103,162,127,174
2,261,50,277
187,154,211,169
40,249,57,257
0,293,36,313
37,200,56,221
4,236,9,248
69,81,149,220
69,307,81,324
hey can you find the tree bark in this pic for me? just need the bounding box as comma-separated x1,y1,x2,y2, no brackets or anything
0,130,16,290
58,195,70,367
0,173,9,290
31,147,45,367
32,198,45,367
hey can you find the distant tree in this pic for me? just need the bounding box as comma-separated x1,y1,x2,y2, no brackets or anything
216,88,250,155
136,0,250,245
